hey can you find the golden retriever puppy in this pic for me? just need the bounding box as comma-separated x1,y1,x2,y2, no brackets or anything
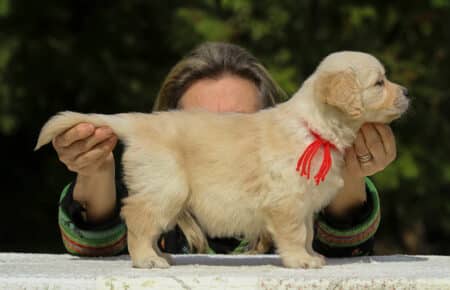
35,51,409,269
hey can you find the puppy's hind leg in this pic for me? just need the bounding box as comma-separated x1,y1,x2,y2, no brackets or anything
122,197,171,268
121,154,190,269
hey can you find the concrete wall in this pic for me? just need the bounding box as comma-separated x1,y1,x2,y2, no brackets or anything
1,253,449,289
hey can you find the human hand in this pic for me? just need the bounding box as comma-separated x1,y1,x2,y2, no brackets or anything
325,123,396,216
344,123,397,177
52,123,118,176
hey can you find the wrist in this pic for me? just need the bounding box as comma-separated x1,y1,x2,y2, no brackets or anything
325,173,366,218
73,156,117,224
73,156,115,200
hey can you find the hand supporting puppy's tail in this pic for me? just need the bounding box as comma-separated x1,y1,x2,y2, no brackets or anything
35,111,138,150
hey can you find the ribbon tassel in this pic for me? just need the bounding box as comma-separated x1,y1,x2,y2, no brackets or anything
296,131,337,185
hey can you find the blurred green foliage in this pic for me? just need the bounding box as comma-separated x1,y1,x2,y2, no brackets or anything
1,0,449,254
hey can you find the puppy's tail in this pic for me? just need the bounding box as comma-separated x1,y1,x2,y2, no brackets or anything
176,210,209,253
35,111,142,150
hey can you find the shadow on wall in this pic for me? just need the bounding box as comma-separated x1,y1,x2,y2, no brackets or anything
68,254,428,267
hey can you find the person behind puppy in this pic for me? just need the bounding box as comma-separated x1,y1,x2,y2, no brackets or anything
54,42,395,257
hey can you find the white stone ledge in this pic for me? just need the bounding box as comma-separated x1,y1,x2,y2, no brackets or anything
1,253,449,289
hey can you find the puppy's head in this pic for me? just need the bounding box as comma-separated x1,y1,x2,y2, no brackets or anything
314,51,409,124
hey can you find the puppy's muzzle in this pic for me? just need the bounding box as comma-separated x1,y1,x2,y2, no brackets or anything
401,86,410,97
395,86,410,113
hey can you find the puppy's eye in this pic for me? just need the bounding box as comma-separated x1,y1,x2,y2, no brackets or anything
375,79,384,86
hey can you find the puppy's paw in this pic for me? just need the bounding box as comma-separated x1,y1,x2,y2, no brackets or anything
309,250,326,264
132,256,170,269
311,254,326,267
282,255,325,269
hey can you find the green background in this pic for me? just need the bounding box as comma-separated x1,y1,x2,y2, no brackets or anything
1,0,449,254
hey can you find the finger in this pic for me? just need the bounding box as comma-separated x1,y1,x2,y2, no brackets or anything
353,128,371,157
345,146,362,173
78,126,114,156
63,127,114,161
374,123,397,161
53,123,95,148
72,136,117,169
361,123,385,163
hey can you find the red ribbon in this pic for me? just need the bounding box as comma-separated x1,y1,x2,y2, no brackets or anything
296,131,337,185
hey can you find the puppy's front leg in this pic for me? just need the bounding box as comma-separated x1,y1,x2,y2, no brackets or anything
265,204,325,269
305,213,325,263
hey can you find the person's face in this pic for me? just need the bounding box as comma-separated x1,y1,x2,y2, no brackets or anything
178,74,262,113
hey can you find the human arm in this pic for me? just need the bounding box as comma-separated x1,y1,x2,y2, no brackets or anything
314,123,396,256
53,123,129,256
52,123,118,223
326,123,396,216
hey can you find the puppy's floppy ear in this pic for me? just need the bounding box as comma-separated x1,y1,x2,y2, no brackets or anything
314,69,363,119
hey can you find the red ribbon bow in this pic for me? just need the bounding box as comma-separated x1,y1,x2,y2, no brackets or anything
296,130,337,185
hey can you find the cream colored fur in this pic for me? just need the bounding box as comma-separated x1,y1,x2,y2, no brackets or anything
36,51,409,268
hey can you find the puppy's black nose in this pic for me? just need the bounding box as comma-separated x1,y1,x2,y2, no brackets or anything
402,87,409,97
